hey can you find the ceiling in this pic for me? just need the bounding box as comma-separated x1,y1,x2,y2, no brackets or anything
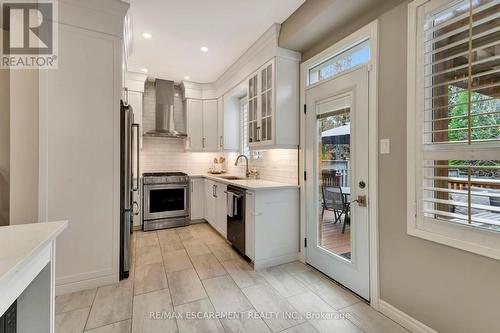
127,0,305,83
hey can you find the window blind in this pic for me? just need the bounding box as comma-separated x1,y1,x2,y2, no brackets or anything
421,0,500,230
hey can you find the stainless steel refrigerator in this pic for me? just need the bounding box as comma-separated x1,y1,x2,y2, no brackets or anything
120,100,139,279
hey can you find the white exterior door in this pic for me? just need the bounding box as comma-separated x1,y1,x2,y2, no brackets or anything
305,66,370,300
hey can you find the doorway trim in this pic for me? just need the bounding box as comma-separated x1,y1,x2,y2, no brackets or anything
299,20,380,308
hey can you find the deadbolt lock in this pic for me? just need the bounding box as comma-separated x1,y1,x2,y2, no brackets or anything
359,181,366,189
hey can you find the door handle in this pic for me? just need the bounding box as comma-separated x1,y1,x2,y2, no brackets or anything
202,138,206,149
220,136,223,148
352,195,367,207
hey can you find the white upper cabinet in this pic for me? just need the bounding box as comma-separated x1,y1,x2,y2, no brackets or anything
185,99,204,151
246,57,299,149
203,99,219,151
217,96,224,150
186,98,219,152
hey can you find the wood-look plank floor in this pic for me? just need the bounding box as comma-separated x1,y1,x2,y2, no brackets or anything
55,223,407,333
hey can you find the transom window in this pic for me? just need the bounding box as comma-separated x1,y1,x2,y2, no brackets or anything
408,0,500,259
308,39,370,85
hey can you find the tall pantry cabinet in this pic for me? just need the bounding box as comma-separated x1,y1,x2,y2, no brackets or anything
38,0,129,293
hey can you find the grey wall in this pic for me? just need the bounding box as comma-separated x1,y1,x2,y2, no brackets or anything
279,0,405,61
294,1,500,332
0,68,9,226
377,3,500,333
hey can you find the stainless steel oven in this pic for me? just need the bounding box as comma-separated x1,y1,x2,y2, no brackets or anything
142,172,190,231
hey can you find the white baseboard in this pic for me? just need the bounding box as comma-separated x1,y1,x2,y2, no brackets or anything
55,274,118,296
378,300,438,333
253,253,298,270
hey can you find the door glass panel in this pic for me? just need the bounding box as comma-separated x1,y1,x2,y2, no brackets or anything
150,188,185,213
317,94,352,261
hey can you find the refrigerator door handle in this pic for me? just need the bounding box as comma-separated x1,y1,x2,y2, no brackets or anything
132,124,140,191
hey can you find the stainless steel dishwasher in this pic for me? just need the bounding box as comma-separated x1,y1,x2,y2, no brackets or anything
226,186,246,255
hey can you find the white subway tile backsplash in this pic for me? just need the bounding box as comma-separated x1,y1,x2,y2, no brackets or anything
140,81,298,184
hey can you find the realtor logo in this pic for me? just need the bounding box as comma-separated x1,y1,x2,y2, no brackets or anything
1,0,58,69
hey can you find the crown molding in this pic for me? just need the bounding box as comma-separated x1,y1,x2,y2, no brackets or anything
58,0,129,37
125,72,148,92
214,23,301,97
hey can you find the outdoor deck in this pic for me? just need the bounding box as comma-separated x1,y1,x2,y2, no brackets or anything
321,210,351,258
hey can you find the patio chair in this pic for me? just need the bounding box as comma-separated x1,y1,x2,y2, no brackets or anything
321,184,350,227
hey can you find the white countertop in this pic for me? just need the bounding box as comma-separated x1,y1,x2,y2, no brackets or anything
0,221,67,288
190,174,299,191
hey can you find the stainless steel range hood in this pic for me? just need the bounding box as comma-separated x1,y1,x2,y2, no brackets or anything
145,79,187,138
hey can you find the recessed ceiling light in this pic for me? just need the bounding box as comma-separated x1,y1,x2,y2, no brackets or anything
142,32,152,39
184,76,191,80
140,68,148,73
200,46,208,52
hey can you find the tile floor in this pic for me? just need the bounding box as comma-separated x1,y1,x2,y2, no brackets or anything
55,223,408,333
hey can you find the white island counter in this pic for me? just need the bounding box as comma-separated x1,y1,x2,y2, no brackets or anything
0,221,67,333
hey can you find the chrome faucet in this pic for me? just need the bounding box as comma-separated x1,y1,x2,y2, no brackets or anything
235,155,251,177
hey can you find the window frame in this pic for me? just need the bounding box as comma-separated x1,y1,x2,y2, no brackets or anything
407,0,500,260
306,38,371,88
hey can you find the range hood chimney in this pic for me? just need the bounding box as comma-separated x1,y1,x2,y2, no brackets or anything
145,79,187,138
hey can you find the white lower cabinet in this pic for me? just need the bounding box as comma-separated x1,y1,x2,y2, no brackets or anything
190,178,205,220
215,182,228,237
204,179,217,226
245,188,299,269
203,179,227,237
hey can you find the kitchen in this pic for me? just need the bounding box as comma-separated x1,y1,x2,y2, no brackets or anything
3,0,496,332
122,21,302,275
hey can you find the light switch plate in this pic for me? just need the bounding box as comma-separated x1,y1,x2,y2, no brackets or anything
380,139,391,154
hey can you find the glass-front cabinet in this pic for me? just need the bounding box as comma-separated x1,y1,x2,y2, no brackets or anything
260,62,273,143
248,73,259,144
247,59,275,147
245,56,299,149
